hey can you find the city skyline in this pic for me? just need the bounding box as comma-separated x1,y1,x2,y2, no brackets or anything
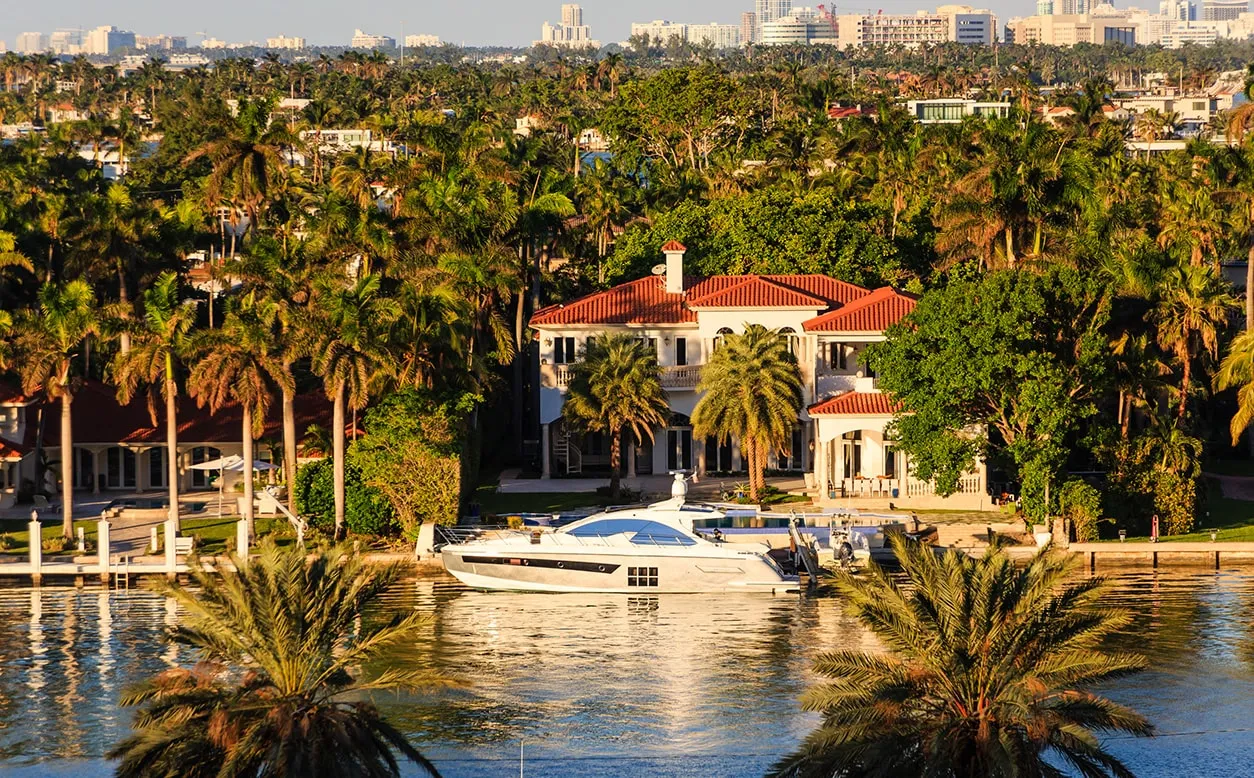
2,0,1046,50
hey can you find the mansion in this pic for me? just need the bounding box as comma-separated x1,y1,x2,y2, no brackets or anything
532,241,988,509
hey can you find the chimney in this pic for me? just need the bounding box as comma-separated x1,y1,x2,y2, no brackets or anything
661,240,686,295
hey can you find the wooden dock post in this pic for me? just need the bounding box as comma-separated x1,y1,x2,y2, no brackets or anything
236,519,249,565
28,519,42,586
164,518,177,579
97,519,111,584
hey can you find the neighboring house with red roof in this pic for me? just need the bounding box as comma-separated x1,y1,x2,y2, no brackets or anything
0,379,336,506
530,242,988,508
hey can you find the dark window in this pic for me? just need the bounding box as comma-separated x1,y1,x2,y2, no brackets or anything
554,337,576,364
107,448,136,489
149,448,165,489
675,337,687,366
628,566,660,586
829,343,847,370
585,336,596,353
885,446,897,479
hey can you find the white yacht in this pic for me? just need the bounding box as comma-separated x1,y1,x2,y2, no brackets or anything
440,476,799,594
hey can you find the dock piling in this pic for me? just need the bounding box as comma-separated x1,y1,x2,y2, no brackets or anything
28,519,42,586
97,519,111,584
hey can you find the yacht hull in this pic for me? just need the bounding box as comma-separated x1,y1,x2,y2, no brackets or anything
441,548,797,594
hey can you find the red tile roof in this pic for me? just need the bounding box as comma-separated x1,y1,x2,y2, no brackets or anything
687,276,828,309
0,381,33,405
803,287,916,332
530,274,871,327
661,240,687,252
808,392,900,416
35,380,341,447
0,437,26,462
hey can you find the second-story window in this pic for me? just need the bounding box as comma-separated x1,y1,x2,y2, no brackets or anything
675,337,687,366
554,337,576,364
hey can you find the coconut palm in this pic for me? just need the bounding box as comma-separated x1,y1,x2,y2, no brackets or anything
692,325,802,501
113,271,195,530
770,536,1152,778
562,334,670,499
187,297,292,535
109,540,446,778
1215,328,1254,446
14,280,100,539
1151,264,1238,420
310,273,399,539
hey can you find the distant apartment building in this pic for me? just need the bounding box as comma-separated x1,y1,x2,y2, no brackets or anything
741,12,758,43
762,12,838,44
754,0,793,29
832,7,996,48
905,98,1012,123
1057,0,1089,14
1203,0,1248,19
266,35,306,49
1161,0,1195,20
1037,0,1055,13
49,29,85,54
404,34,442,47
350,29,395,48
1005,13,1136,44
631,20,739,47
85,26,136,55
631,20,686,43
201,37,228,49
15,32,48,53
136,35,187,50
536,3,599,47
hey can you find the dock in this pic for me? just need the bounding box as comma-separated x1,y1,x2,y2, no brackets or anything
1070,542,1254,570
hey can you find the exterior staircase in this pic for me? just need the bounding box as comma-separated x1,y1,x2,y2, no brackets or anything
553,425,582,475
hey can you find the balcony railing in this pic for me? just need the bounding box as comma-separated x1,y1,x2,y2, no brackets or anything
550,364,701,390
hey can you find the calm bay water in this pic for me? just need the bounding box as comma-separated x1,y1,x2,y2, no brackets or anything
0,569,1251,777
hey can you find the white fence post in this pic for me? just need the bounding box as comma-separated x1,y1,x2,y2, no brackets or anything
164,518,177,577
97,518,111,584
150,526,159,553
28,518,42,585
236,519,250,566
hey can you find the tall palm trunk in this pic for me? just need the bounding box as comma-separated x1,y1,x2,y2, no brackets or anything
60,392,74,539
165,374,180,531
609,427,622,499
117,265,131,354
333,382,346,540
282,381,297,516
1178,347,1191,420
242,404,255,537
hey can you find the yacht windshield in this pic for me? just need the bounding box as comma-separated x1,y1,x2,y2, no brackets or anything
567,519,696,546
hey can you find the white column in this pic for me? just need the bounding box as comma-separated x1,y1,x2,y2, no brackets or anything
163,518,176,576
28,518,42,576
236,519,250,564
97,518,110,583
541,424,551,479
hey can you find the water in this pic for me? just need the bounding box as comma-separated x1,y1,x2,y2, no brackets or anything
0,569,1252,777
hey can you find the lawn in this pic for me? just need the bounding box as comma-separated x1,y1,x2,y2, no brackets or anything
470,482,614,517
1099,478,1254,543
0,515,292,556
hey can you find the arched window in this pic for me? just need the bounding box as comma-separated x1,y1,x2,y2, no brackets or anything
714,327,733,351
779,327,799,357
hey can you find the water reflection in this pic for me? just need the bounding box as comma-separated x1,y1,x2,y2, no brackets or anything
0,570,1249,777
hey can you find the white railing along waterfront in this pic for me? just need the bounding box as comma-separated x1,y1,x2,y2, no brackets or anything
550,364,701,390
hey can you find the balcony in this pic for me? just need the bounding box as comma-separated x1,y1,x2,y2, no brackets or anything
547,364,702,390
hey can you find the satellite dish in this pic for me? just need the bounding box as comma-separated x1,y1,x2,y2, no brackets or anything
651,263,667,275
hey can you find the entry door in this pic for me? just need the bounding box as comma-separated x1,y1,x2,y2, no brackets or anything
667,429,693,471
841,432,862,479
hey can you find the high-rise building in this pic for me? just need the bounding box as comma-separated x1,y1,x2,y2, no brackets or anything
741,12,758,43
1057,0,1089,14
15,32,48,53
1202,0,1247,19
1160,0,1194,19
266,35,306,50
536,3,599,47
631,20,686,43
829,6,997,47
688,22,743,47
85,26,136,55
350,29,395,48
49,29,84,54
136,35,187,50
755,0,792,27
1037,0,1055,14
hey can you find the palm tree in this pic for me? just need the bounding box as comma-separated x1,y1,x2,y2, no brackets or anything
1215,328,1254,446
310,273,399,538
109,540,445,778
187,298,292,535
113,272,195,530
692,325,802,501
15,281,100,539
562,335,670,499
1151,264,1237,419
770,536,1151,778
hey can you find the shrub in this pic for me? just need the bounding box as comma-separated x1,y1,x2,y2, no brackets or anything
0,533,14,551
1059,479,1104,542
1155,472,1197,536
294,458,397,537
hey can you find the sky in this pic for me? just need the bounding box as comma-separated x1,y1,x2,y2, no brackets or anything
1,0,1034,50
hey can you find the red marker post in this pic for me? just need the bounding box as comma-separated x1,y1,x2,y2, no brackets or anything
1151,514,1159,543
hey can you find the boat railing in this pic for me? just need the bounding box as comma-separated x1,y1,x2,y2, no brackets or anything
436,525,531,546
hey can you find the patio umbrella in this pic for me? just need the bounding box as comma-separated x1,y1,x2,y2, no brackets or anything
188,456,278,518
